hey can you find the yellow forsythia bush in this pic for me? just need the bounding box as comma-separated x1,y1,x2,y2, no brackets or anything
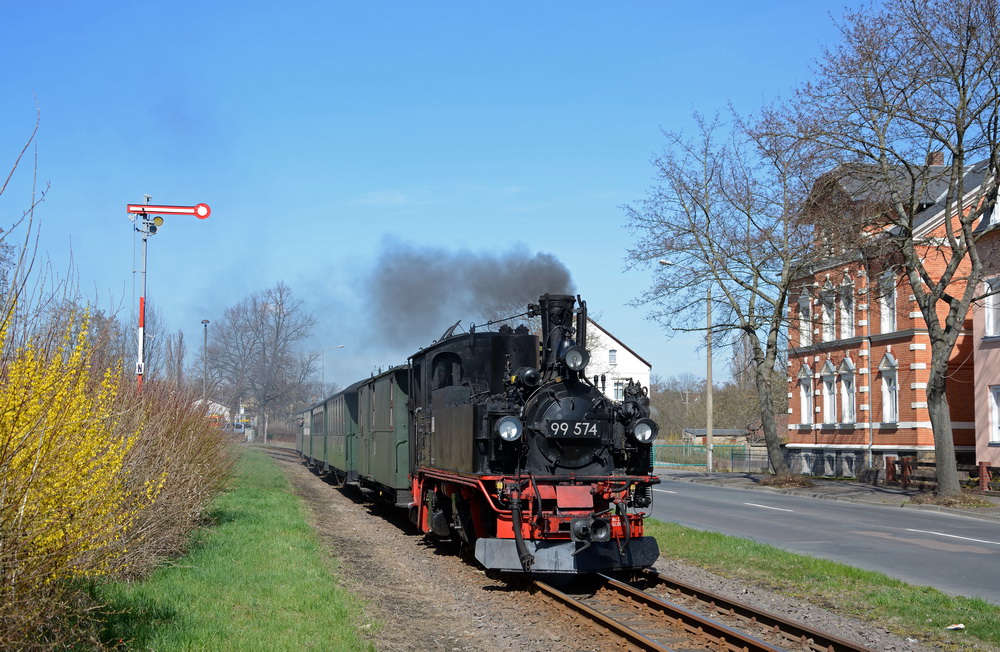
0,311,158,643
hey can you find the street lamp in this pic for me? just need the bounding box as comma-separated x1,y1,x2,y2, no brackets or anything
321,345,345,390
201,319,210,405
659,260,713,472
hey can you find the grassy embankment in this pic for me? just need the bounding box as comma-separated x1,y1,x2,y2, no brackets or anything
645,519,1000,649
95,448,374,651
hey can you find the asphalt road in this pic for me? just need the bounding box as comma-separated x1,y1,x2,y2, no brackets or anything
649,479,1000,604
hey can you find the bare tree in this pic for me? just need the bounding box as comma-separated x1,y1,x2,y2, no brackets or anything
780,0,1000,496
162,329,186,388
625,113,827,475
207,282,317,440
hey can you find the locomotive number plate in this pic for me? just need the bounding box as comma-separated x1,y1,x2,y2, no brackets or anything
547,421,599,437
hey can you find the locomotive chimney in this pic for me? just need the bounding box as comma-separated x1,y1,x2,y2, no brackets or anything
533,294,589,376
535,294,575,370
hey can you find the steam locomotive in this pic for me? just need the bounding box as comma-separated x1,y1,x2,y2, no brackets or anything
297,294,661,573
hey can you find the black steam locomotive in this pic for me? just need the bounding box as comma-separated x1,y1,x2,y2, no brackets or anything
299,294,661,573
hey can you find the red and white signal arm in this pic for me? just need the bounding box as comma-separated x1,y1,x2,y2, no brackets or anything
126,203,211,219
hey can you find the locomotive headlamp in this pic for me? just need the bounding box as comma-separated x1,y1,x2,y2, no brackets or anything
630,418,658,443
561,345,590,372
495,416,523,441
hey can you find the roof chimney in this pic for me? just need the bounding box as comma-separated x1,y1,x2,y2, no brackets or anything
927,151,945,166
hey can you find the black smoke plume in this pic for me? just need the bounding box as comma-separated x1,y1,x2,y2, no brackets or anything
366,239,574,348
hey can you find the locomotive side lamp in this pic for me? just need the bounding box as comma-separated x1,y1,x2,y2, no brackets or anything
630,418,658,443
495,416,523,441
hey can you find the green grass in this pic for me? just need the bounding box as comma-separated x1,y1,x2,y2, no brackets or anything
646,519,1000,649
95,449,375,651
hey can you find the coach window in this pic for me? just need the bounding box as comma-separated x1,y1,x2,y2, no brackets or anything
389,376,395,428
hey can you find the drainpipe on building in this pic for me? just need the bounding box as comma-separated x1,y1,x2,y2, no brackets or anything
864,271,875,472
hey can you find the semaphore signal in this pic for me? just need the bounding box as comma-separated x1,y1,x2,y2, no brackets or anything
127,198,212,390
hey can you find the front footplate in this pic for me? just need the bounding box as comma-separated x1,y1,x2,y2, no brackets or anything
474,536,659,573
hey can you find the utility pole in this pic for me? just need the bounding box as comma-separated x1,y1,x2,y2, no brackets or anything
202,319,210,404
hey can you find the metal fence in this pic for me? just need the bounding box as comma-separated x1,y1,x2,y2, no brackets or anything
653,444,773,474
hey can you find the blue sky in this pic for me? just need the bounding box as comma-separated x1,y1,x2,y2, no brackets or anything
0,2,844,389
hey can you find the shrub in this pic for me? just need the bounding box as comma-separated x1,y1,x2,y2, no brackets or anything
0,309,235,650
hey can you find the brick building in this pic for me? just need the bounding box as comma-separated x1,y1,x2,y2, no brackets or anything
786,162,987,476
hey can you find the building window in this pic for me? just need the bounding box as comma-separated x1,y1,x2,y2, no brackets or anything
880,271,897,334
798,296,812,347
879,353,898,424
613,380,624,400
609,349,618,365
985,278,1000,337
821,361,836,424
798,364,813,425
838,357,856,424
821,291,836,342
841,374,856,423
840,284,855,339
991,386,1000,443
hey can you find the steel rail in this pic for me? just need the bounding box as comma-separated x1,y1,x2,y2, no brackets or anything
642,570,878,652
535,576,783,651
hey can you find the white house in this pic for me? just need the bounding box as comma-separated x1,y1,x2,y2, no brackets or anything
584,318,652,400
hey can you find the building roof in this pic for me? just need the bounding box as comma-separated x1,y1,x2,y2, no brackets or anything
587,317,652,368
825,158,993,233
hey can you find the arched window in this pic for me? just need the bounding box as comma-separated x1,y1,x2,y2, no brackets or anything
609,349,618,365
880,271,897,334
798,296,812,347
821,285,836,342
798,364,814,425
821,360,837,424
838,357,856,424
878,353,898,424
840,281,855,339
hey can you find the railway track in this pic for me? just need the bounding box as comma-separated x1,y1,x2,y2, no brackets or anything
534,570,877,652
